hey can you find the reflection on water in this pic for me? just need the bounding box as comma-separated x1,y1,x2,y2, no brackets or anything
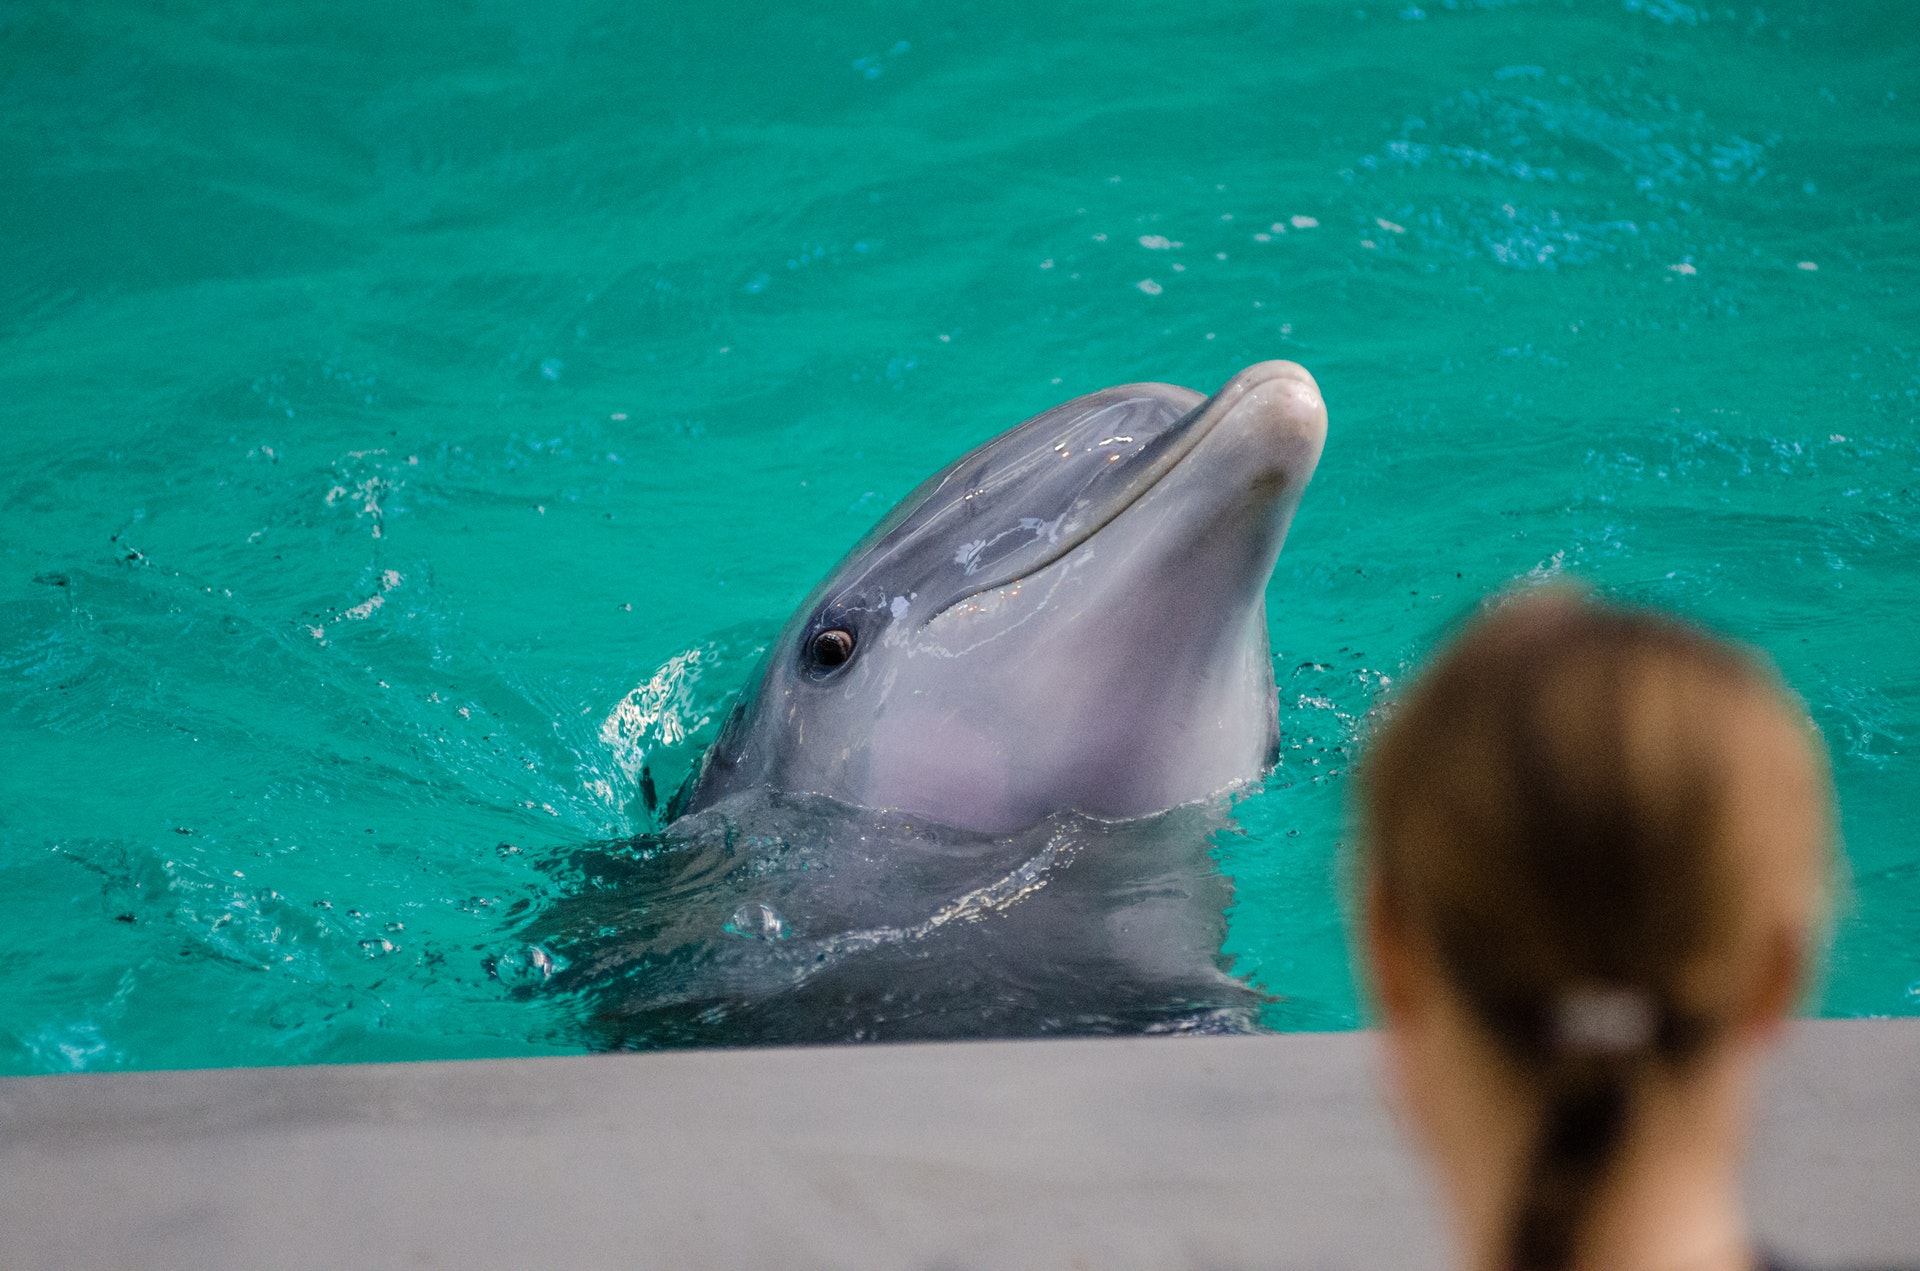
525,792,1267,1047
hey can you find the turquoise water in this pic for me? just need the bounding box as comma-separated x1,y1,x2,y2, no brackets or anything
3,0,1916,1073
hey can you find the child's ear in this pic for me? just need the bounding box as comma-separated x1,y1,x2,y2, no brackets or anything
1742,926,1806,1043
1365,875,1417,1030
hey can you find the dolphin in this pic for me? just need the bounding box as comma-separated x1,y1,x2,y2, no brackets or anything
675,360,1327,834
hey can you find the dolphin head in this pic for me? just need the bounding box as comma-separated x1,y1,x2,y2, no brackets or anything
678,360,1328,834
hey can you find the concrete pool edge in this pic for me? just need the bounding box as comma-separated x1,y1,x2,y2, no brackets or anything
2,1019,1915,1270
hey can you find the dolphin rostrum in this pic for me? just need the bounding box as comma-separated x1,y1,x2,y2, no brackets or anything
676,361,1327,834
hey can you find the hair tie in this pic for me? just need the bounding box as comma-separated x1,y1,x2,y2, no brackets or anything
1554,986,1655,1055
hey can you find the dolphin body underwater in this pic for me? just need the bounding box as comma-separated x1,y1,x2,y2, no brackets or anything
530,361,1328,1045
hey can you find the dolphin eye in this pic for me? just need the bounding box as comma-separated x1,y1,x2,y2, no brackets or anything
810,628,855,668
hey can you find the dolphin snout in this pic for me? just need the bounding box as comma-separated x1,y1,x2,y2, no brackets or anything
1204,360,1328,494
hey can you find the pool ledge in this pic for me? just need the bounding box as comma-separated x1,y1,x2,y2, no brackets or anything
3,1018,1916,1269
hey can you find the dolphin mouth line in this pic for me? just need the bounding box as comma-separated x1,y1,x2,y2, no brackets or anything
918,390,1233,625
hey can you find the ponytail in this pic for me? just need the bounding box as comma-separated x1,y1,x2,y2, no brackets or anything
1430,961,1729,1271
1451,973,1680,1271
1509,1058,1635,1271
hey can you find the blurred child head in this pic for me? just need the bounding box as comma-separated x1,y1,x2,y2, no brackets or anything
1358,586,1833,1271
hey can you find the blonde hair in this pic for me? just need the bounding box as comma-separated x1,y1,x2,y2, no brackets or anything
1358,586,1832,1271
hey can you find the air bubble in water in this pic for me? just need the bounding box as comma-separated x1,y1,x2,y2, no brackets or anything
487,943,562,986
725,903,788,940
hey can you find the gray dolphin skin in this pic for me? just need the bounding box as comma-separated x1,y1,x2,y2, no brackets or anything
677,360,1328,834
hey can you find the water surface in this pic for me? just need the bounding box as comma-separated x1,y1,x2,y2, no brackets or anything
2,0,1916,1072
